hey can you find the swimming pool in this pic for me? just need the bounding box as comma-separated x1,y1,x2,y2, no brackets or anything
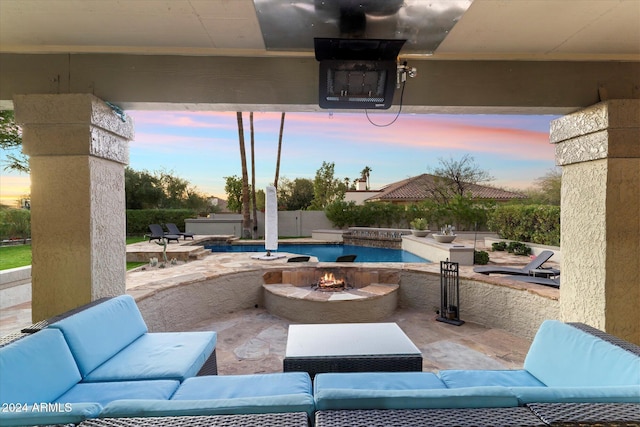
204,243,429,263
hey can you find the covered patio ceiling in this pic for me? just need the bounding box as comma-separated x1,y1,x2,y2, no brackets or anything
1,0,639,113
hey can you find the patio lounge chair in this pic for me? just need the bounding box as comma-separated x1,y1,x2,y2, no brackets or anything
148,224,180,243
511,275,560,288
288,256,311,262
166,222,194,240
473,250,555,276
336,254,357,262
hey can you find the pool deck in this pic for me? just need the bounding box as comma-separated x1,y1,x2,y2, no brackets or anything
1,237,559,376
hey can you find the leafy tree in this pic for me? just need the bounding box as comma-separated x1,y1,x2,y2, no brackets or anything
430,154,493,203
532,168,561,205
158,170,190,208
125,167,164,209
0,110,28,173
224,175,243,213
278,177,314,210
310,161,347,210
125,167,212,212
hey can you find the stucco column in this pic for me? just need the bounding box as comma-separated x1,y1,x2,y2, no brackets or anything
14,94,134,322
551,99,640,345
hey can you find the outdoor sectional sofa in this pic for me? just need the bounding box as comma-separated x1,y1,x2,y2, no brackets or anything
0,295,314,426
1,295,639,427
313,320,640,412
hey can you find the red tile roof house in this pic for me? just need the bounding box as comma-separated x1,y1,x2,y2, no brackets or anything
346,174,527,205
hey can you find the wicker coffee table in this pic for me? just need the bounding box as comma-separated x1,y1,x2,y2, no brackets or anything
283,323,422,378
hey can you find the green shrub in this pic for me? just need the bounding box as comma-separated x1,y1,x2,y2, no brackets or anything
474,250,490,265
488,204,559,246
506,241,532,256
491,242,507,251
0,208,31,241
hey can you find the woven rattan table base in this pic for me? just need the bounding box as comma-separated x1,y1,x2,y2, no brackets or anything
315,408,547,427
527,403,640,426
78,412,309,427
284,355,422,378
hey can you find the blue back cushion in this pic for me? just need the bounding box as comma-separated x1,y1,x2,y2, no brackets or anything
525,320,640,387
47,295,148,377
0,329,81,404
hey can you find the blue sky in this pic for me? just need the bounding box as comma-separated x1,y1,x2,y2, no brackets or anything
1,111,560,206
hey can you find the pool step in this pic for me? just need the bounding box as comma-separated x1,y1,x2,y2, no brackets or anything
189,248,212,260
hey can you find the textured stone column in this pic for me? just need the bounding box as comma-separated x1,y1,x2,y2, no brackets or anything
14,94,133,322
551,99,640,344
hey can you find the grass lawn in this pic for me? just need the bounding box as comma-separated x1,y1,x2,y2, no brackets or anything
1,236,149,271
0,244,32,270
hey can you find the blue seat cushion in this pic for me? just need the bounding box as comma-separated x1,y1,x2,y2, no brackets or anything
525,320,640,387
172,372,312,400
313,386,519,410
314,372,446,395
439,369,546,388
0,403,102,427
55,380,180,407
510,385,640,404
101,395,316,418
0,329,81,404
83,331,216,382
47,295,148,377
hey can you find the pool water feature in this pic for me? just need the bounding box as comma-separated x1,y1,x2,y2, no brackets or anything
204,243,428,263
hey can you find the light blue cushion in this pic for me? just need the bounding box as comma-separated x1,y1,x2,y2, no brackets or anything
439,369,546,388
314,372,446,395
525,320,640,387
172,372,312,400
47,295,148,377
511,385,640,404
0,403,102,427
55,380,180,407
100,395,316,418
313,386,519,410
82,331,216,382
0,329,81,404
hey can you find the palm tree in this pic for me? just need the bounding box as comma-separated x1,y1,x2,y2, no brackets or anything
273,112,285,189
250,112,258,239
236,112,251,238
360,166,372,190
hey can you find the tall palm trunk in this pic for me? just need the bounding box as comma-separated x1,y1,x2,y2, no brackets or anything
236,112,251,239
273,112,285,189
250,112,258,239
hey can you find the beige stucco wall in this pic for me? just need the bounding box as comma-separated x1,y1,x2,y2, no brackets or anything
552,100,640,344
133,266,559,342
15,93,133,321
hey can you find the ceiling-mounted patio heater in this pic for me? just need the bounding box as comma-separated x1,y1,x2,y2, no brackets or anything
314,38,406,110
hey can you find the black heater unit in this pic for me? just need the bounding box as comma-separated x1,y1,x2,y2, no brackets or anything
314,38,406,110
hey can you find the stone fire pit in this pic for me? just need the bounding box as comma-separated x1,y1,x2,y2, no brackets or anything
262,266,399,323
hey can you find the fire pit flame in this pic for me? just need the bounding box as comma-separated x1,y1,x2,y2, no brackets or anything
313,272,349,292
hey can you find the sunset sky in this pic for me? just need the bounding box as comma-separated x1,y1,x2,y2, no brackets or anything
1,111,560,207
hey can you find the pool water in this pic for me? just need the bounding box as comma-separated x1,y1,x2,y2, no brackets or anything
204,243,429,263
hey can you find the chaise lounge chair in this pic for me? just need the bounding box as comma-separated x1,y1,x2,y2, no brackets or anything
336,254,357,262
166,222,195,240
148,224,180,243
511,275,560,288
288,256,311,262
473,250,556,276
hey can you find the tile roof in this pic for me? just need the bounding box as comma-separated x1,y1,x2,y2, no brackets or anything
366,174,526,202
